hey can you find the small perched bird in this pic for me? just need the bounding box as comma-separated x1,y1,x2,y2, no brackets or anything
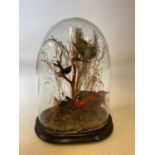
72,39,97,60
74,91,108,109
53,61,72,76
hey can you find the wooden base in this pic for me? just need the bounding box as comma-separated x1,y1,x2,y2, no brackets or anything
35,115,113,144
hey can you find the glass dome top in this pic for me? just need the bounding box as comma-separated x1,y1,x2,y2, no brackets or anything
35,18,113,143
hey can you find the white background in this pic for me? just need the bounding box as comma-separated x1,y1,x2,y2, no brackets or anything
3,0,155,155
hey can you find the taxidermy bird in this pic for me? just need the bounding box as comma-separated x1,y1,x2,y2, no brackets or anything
73,39,97,60
53,61,72,76
74,91,109,109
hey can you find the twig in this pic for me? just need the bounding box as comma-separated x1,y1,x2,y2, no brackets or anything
61,75,72,85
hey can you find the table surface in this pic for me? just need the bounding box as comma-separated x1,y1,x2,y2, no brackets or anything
19,51,134,155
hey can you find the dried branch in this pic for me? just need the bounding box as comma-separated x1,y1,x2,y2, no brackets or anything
61,75,72,85
41,27,105,102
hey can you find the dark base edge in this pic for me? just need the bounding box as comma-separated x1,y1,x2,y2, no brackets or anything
35,115,113,144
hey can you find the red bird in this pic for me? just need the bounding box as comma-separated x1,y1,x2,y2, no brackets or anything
74,91,108,109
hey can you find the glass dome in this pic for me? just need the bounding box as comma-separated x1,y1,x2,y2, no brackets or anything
35,18,113,143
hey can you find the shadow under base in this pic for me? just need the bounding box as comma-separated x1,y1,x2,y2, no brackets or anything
35,115,113,144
